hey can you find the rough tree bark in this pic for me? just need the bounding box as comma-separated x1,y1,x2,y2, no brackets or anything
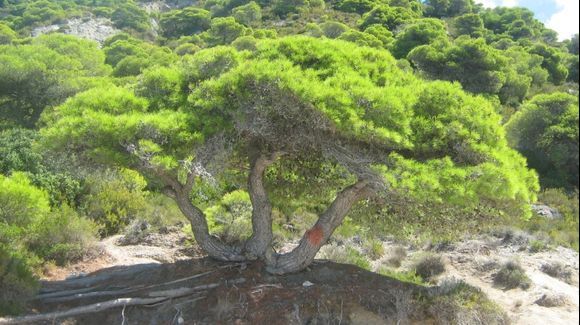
243,151,281,260
265,179,374,274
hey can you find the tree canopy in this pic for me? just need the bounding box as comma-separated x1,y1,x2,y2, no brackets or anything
41,36,538,273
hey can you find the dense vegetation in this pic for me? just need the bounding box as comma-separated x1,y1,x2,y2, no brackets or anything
0,0,578,315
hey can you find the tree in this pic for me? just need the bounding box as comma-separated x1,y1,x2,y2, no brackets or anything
334,0,383,14
528,43,568,85
160,7,212,38
41,37,537,274
319,21,350,39
232,1,262,27
408,37,508,94
0,38,105,128
202,17,249,47
424,0,474,18
359,5,419,31
452,13,484,38
568,34,579,55
390,18,447,59
506,93,579,189
0,23,16,44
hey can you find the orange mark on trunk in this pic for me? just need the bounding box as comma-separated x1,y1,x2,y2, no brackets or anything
306,224,324,246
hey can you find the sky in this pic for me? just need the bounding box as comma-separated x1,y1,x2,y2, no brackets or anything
475,0,579,40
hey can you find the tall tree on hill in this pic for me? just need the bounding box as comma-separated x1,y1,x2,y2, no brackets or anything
41,37,537,274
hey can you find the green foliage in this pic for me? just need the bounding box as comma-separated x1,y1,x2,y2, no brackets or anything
81,169,149,236
135,66,185,111
379,268,425,285
0,37,106,127
0,172,50,227
111,2,150,33
202,17,249,47
334,0,382,14
160,7,212,38
232,1,261,27
27,204,97,265
272,0,309,17
0,244,39,316
42,37,538,242
424,0,474,18
359,5,419,30
103,36,177,76
391,18,447,59
452,13,484,38
0,22,17,44
204,190,253,243
506,92,579,189
409,37,508,94
319,21,349,39
528,43,568,85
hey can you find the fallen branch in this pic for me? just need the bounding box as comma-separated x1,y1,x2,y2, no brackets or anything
38,270,216,303
0,297,168,324
0,278,246,324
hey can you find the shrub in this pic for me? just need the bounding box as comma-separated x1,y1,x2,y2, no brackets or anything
540,261,573,284
379,268,425,286
317,244,371,270
493,260,531,290
528,239,548,253
27,205,97,265
205,190,253,244
428,279,509,325
384,245,407,268
0,172,50,227
82,169,149,237
413,254,446,280
364,239,385,260
0,244,39,316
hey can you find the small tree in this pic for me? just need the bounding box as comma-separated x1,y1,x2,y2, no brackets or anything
506,92,579,189
41,37,537,274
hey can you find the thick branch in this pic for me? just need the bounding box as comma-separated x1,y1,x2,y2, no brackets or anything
244,151,282,259
266,180,375,274
130,155,244,262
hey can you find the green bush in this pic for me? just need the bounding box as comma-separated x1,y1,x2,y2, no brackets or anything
493,260,531,290
0,172,50,227
205,190,253,244
364,239,385,260
0,244,39,316
82,169,149,236
378,268,425,285
28,205,97,265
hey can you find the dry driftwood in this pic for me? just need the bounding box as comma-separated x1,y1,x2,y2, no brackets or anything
38,270,216,303
0,278,246,324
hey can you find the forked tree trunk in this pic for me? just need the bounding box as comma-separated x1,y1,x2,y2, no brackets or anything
265,180,373,274
243,153,280,260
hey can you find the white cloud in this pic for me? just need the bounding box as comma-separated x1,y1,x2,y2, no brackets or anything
545,0,579,40
476,0,519,8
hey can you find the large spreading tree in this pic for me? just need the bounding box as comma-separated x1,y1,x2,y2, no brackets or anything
41,37,537,274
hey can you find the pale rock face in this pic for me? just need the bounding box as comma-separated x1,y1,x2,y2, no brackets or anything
31,17,119,46
531,204,563,220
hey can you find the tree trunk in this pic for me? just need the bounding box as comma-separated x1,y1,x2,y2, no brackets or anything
244,153,279,260
265,180,373,274
174,190,246,262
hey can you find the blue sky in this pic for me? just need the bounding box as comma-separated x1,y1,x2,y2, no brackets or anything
475,0,579,40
